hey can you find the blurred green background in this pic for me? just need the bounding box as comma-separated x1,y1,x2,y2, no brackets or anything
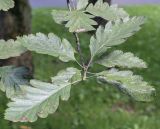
0,5,160,129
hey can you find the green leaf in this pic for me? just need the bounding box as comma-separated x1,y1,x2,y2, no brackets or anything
97,69,155,102
52,10,69,24
98,50,147,68
77,0,89,10
65,10,97,32
0,0,14,11
52,10,97,33
89,17,146,59
86,0,128,21
20,33,76,62
0,66,29,98
0,39,27,59
5,67,81,122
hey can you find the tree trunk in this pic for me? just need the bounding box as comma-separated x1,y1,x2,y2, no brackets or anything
0,0,33,73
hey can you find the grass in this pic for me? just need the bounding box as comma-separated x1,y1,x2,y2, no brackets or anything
0,5,160,129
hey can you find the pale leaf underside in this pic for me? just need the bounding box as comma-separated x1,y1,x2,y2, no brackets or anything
98,50,147,68
0,0,14,11
20,33,76,62
77,0,89,10
0,66,29,98
0,39,27,59
97,69,155,102
5,67,81,122
52,10,97,33
86,0,128,21
89,16,146,59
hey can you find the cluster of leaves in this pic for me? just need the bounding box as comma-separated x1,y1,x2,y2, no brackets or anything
0,0,156,123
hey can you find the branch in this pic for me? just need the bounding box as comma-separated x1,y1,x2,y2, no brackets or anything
67,0,86,72
83,57,93,80
73,32,85,67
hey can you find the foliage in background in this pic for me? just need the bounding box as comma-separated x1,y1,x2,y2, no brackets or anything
0,0,157,124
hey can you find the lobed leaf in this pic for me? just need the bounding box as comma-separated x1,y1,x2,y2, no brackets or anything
86,0,128,21
5,67,81,122
52,10,69,24
98,50,147,68
77,0,89,10
20,33,76,62
89,16,146,59
97,69,155,102
0,39,27,59
0,0,14,11
52,10,97,33
0,66,29,98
